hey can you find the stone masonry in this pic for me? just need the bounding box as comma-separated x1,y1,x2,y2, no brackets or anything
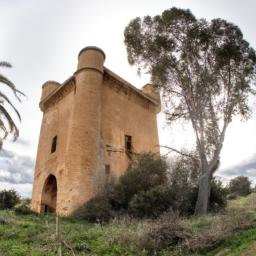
31,46,160,215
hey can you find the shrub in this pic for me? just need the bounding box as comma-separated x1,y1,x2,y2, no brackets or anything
0,189,20,209
15,203,33,215
186,208,256,253
128,185,174,218
208,178,227,212
139,212,191,254
111,153,168,209
75,195,113,223
228,176,251,196
168,153,227,215
227,193,238,200
76,153,169,222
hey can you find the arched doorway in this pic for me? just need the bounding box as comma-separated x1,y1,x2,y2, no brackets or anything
41,174,57,213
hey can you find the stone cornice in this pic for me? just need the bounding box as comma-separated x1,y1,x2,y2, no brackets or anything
39,66,160,112
74,67,103,76
103,67,160,107
39,76,75,112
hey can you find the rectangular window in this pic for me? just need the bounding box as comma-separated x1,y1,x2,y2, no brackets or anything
105,164,110,175
51,136,57,153
125,135,132,152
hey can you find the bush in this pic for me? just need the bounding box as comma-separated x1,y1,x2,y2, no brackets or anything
76,153,169,222
168,156,226,215
228,176,251,196
75,195,113,223
15,203,33,215
139,212,191,254
111,153,168,209
209,178,227,212
76,152,226,221
186,208,256,253
0,189,20,209
227,193,238,200
128,185,174,218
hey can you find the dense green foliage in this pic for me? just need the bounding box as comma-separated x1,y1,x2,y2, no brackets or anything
228,176,252,196
128,185,173,218
208,179,228,211
78,153,227,221
76,195,113,223
77,153,169,221
0,189,20,209
167,154,227,214
111,153,168,210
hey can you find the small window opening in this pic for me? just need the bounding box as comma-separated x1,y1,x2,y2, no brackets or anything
125,135,132,153
51,136,57,153
105,164,110,175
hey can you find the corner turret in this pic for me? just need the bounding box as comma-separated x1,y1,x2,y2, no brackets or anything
41,81,60,102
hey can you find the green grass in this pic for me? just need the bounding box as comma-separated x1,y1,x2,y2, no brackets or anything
191,227,256,256
0,210,135,256
228,193,256,210
1,194,256,256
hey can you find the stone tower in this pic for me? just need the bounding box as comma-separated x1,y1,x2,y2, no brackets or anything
31,46,160,215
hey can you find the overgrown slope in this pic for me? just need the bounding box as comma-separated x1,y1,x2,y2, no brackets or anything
0,194,256,256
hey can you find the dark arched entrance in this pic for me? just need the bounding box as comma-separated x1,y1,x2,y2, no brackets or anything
41,174,57,213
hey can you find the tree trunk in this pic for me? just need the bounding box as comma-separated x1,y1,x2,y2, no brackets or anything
194,171,211,215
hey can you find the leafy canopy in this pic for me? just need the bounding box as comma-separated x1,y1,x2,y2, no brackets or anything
124,8,256,164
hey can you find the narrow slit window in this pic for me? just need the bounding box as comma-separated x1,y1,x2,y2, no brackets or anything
105,164,110,175
51,136,57,154
125,135,132,152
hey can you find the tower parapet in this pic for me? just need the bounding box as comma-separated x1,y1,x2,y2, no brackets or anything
41,81,60,102
77,46,105,73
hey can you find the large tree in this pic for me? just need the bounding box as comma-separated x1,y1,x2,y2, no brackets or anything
0,61,24,147
124,8,256,214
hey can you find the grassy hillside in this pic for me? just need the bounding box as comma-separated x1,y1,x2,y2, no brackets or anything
0,194,256,256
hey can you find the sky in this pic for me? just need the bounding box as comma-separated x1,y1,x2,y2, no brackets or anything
0,0,256,197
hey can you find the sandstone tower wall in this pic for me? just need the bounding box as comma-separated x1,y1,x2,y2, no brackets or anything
31,46,160,215
31,81,75,213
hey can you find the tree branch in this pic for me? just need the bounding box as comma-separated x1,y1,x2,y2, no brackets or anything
158,145,197,159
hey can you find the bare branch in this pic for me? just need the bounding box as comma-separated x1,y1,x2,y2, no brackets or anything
158,145,197,159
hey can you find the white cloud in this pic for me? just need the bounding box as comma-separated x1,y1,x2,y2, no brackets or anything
0,182,32,198
0,149,34,184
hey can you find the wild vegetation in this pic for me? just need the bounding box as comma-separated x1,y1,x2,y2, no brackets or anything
0,189,20,209
0,193,256,255
76,153,227,222
228,176,252,197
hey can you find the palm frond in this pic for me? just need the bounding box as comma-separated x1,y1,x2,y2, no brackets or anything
0,119,8,139
0,74,25,101
0,61,12,68
0,105,19,140
0,61,24,143
0,91,21,121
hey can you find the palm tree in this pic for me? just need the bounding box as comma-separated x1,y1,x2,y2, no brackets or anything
0,61,24,147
